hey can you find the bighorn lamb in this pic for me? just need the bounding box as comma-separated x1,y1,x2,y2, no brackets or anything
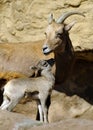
0,59,55,123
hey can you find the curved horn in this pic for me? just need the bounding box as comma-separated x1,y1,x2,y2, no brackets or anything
56,11,85,24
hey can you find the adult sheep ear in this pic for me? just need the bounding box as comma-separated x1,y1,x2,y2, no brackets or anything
48,13,54,24
64,20,76,31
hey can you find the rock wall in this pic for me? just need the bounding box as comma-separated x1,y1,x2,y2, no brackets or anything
0,0,93,128
0,0,93,50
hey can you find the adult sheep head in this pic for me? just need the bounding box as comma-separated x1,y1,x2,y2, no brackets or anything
42,11,85,55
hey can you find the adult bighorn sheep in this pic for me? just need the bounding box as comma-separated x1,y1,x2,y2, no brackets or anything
0,59,55,123
43,11,85,84
35,11,85,121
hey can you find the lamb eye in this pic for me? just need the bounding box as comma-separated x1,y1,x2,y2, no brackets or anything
43,62,48,67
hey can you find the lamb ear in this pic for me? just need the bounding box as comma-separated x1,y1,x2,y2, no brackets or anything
29,66,37,70
65,21,76,31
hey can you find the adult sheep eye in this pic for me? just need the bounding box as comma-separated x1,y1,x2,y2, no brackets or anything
57,33,62,38
44,32,47,37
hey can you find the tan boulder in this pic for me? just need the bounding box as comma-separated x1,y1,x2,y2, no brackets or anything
0,0,92,52
28,119,93,130
49,91,93,122
0,110,42,130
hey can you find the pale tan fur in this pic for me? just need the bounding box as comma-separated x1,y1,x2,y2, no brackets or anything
0,60,55,123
